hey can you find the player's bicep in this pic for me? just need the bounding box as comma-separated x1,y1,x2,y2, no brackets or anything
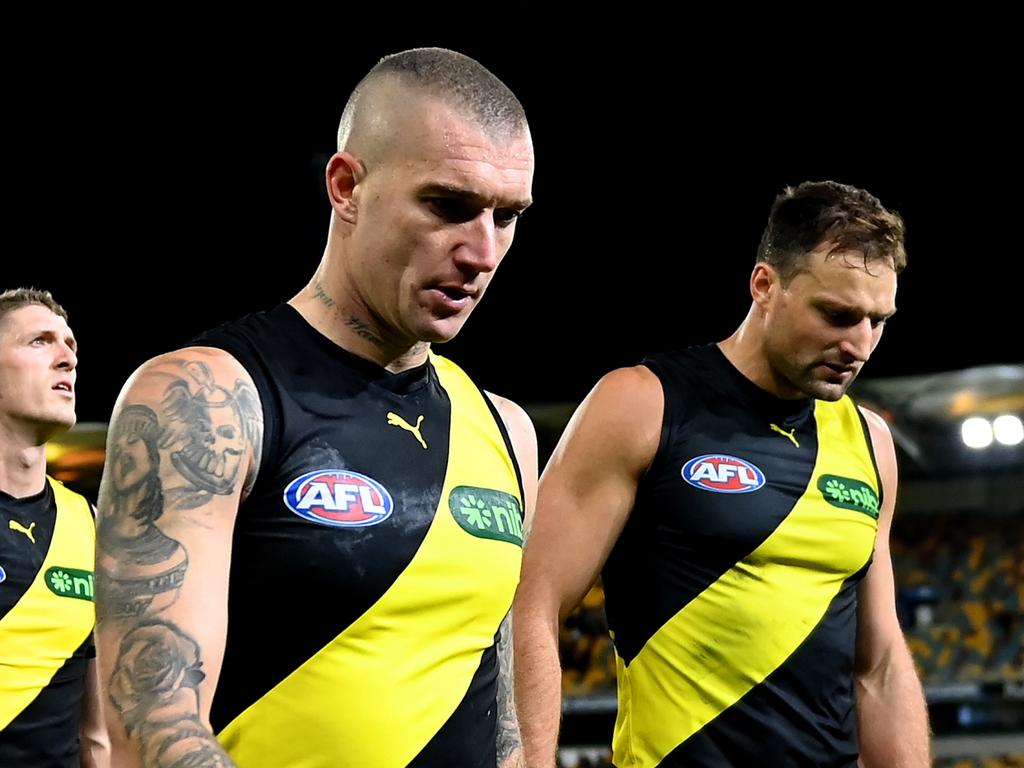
525,366,662,619
96,348,261,618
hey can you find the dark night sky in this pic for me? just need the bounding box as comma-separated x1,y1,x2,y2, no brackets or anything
5,38,1020,424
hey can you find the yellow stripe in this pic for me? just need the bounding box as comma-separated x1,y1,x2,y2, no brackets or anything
219,353,523,767
0,478,95,729
613,398,879,767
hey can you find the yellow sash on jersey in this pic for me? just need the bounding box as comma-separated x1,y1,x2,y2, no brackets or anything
0,477,95,729
219,353,524,767
613,398,880,767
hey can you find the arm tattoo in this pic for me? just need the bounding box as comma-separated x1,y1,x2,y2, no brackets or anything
160,360,262,508
96,357,260,766
496,612,525,768
96,365,262,618
108,620,236,767
96,404,187,618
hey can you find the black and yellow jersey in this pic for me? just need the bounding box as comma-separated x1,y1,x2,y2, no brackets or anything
194,304,525,768
0,477,96,767
603,345,881,768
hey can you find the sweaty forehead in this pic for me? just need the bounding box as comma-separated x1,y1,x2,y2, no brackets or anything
802,251,898,310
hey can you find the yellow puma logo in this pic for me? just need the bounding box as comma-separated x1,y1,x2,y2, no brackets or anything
9,519,36,543
770,423,800,448
387,412,427,450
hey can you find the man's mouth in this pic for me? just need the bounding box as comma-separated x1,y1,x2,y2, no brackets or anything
427,284,477,311
435,285,474,301
820,363,856,377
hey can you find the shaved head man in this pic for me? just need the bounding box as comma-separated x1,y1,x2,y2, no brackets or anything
96,49,537,768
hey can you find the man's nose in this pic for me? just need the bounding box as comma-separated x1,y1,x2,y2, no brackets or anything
453,214,500,274
838,319,875,363
56,342,77,371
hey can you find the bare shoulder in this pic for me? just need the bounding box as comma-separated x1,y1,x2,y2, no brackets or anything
123,346,255,393
857,404,897,501
484,392,539,479
484,393,539,540
485,392,536,441
112,345,265,500
857,405,896,462
565,365,664,468
589,364,662,407
858,404,892,441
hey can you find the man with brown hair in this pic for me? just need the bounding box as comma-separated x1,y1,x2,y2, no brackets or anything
515,181,930,767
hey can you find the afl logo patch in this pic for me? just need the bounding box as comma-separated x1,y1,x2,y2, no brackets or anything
681,454,766,494
0,564,5,583
283,469,394,528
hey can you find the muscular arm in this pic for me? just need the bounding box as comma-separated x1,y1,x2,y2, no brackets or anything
94,348,262,768
855,407,930,768
513,367,663,767
487,394,538,768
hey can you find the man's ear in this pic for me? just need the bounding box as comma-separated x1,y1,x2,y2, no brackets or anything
326,151,365,224
751,262,778,312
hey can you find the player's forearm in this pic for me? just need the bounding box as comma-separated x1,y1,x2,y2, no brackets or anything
855,639,930,768
95,506,236,768
80,657,112,768
123,718,235,768
97,616,237,768
109,720,236,768
513,601,563,768
80,729,111,768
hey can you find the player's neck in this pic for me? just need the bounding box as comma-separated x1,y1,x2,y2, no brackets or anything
718,313,803,401
0,424,47,497
289,286,430,374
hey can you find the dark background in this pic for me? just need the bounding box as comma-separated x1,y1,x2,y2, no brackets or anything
5,37,1020,424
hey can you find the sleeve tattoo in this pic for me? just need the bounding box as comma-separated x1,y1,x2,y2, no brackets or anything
97,360,262,767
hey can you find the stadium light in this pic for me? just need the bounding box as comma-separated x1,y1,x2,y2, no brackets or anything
992,414,1024,446
961,417,993,449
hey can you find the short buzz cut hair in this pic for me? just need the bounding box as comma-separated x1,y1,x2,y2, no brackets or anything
337,47,528,151
757,180,907,284
0,287,68,326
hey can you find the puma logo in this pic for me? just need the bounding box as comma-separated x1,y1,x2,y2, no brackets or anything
770,423,800,448
387,412,427,450
9,519,36,543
